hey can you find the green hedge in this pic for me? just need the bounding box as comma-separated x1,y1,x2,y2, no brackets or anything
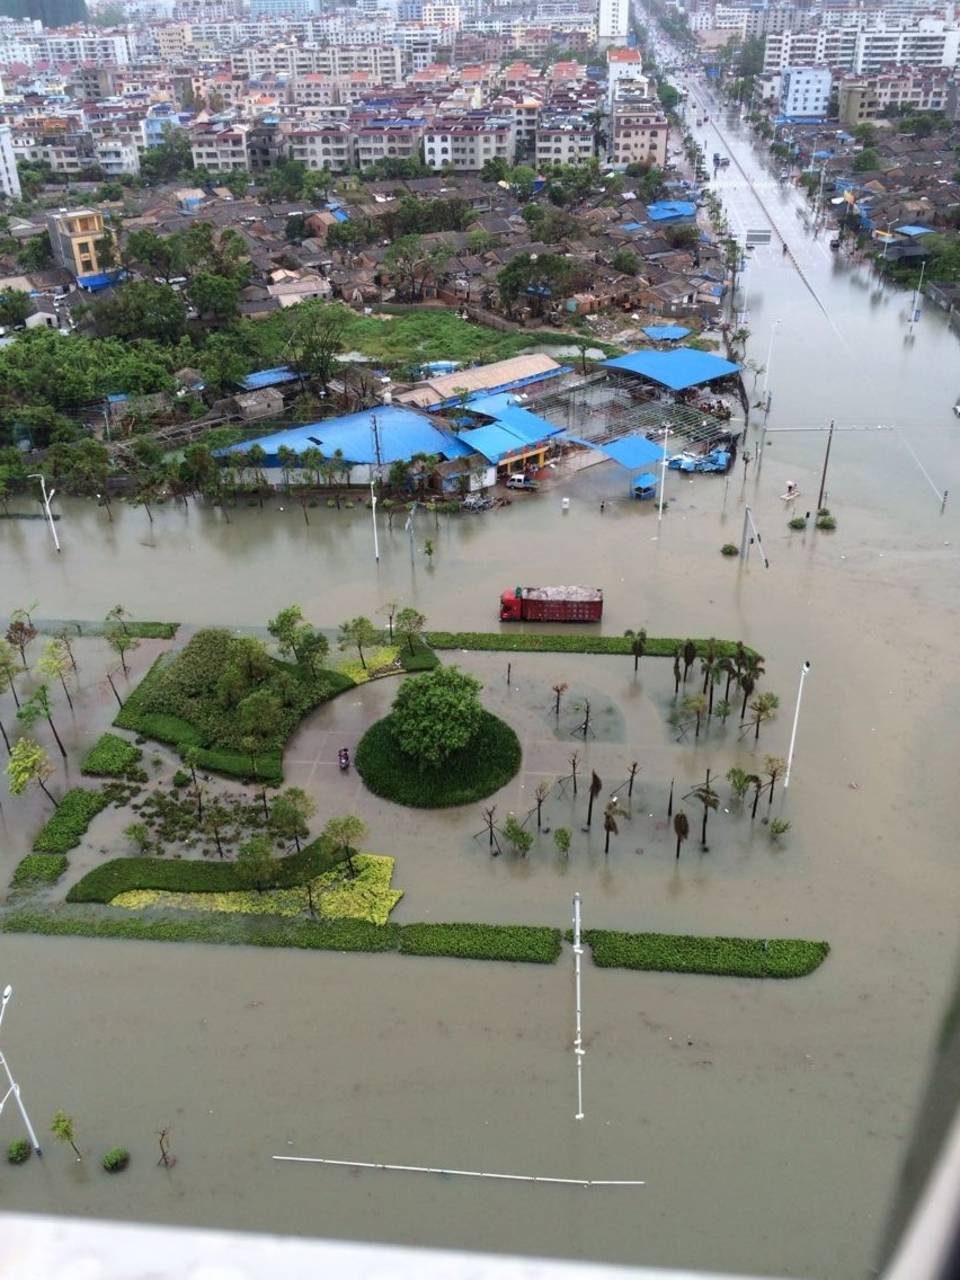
400,923,562,964
399,647,440,672
114,655,203,748
10,854,68,888
2,911,400,952
179,744,282,784
80,733,143,778
583,930,829,979
33,788,110,854
356,710,521,808
120,622,179,639
426,632,758,659
66,835,347,903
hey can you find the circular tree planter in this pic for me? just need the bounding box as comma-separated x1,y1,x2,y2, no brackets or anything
356,711,521,808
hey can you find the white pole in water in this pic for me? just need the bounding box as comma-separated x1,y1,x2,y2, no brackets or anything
761,319,781,399
572,892,585,1120
28,473,60,553
0,986,42,1156
783,661,811,791
657,427,668,524
369,478,379,563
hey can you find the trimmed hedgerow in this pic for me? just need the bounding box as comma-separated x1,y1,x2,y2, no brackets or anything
2,910,400,953
81,733,143,778
33,788,110,854
400,923,562,964
583,930,829,979
114,655,202,748
66,835,347,904
356,709,520,808
180,744,282,784
426,632,758,659
11,853,68,888
399,647,440,672
119,622,179,639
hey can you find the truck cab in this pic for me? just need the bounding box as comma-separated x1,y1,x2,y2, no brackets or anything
500,589,523,621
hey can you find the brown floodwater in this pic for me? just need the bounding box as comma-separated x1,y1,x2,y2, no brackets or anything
1,114,959,1278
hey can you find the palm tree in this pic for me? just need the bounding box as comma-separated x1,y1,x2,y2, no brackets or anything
681,691,708,739
682,639,697,682
672,646,682,696
624,627,647,673
685,768,719,848
749,773,764,820
673,809,690,860
726,766,751,801
763,755,786,810
586,770,603,827
738,652,765,717
739,672,756,720
747,691,780,742
602,797,627,854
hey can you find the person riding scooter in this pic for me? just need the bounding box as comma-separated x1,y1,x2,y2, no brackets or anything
338,747,350,771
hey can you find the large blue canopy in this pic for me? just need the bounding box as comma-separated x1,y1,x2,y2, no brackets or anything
642,325,691,341
602,347,740,390
216,405,472,466
566,433,663,470
895,225,934,237
239,366,299,391
464,393,564,445
646,200,697,222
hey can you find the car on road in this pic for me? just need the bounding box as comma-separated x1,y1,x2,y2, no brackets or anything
505,474,539,492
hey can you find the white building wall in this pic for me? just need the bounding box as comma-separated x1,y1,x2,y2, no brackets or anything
0,125,21,200
597,0,628,52
780,65,832,117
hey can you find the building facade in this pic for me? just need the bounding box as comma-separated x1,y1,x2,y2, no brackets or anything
780,65,833,118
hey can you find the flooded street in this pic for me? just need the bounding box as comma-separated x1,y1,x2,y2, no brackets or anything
2,111,960,1279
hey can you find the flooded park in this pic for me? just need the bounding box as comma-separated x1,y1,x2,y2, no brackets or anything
2,112,960,1280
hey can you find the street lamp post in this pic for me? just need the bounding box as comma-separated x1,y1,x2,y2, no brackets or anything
658,427,669,524
0,985,42,1156
369,477,379,563
761,319,781,400
28,473,60,553
784,661,812,791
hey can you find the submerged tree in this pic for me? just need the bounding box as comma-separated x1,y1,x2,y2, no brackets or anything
6,737,56,805
624,627,647,673
17,684,67,758
51,1110,81,1161
338,615,378,670
236,834,276,893
323,814,367,878
673,810,690,860
37,638,75,711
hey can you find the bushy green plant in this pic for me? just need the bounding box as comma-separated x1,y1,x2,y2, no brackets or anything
788,516,806,530
80,733,143,778
102,1147,130,1172
114,634,354,779
399,647,439,672
67,835,346,903
720,543,739,556
816,512,837,530
11,853,67,887
399,923,561,963
356,711,520,808
583,930,828,978
769,817,791,839
7,1138,31,1164
171,769,190,787
32,788,110,854
391,665,484,766
426,632,759,659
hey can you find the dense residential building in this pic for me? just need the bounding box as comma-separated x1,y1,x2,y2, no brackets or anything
46,208,117,284
606,46,647,110
610,97,668,167
0,123,20,199
190,124,249,171
763,19,960,75
598,0,629,51
837,67,951,123
780,65,833,119
423,115,514,169
535,114,593,165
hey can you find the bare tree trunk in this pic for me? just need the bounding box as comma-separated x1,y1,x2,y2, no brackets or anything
59,672,74,711
46,713,67,758
0,718,9,754
38,778,57,806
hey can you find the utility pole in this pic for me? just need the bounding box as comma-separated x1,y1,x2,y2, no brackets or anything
28,473,60,552
658,426,669,524
740,505,769,568
369,478,379,563
761,319,781,400
908,261,926,339
816,419,835,513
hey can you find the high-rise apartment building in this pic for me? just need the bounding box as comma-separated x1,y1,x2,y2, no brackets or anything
598,0,628,52
0,124,21,200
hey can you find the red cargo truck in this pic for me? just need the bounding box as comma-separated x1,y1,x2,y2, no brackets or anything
499,586,603,623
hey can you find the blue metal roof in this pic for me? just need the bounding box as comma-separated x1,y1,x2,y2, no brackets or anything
646,200,697,222
238,366,299,391
603,347,740,390
464,394,564,445
331,209,349,223
633,472,659,489
566,433,663,469
620,221,643,232
216,405,473,466
642,325,691,342
895,224,934,237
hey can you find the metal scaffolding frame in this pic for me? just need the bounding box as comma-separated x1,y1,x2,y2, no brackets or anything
529,372,742,453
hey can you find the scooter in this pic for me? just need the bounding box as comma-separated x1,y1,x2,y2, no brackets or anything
338,748,350,772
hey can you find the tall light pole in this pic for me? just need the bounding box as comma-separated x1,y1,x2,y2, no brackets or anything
658,426,669,524
28,473,60,553
761,318,781,400
816,419,835,513
572,893,585,1121
0,985,42,1156
369,477,379,563
784,661,811,791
